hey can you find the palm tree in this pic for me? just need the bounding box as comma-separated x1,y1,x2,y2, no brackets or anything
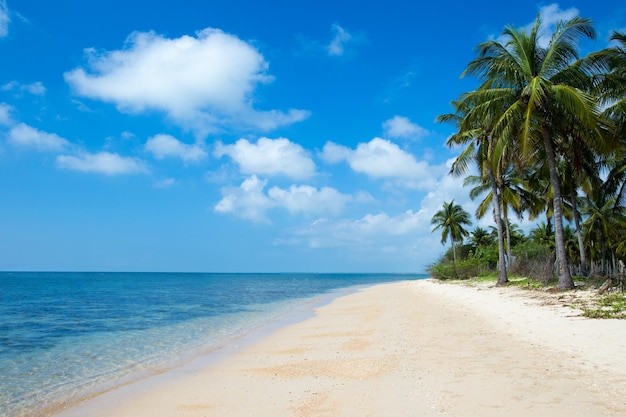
461,14,606,290
438,98,510,286
588,31,626,136
465,164,536,265
431,200,472,270
470,226,495,248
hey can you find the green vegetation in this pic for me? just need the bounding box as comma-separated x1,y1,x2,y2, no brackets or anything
581,293,626,319
430,12,626,295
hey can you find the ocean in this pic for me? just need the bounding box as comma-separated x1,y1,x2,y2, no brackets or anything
0,272,425,417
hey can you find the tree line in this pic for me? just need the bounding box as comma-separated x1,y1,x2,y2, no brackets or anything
430,13,626,291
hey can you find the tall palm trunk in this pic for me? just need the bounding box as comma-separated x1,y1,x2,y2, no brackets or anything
504,208,512,267
543,130,575,289
570,187,587,276
451,235,459,278
489,168,508,286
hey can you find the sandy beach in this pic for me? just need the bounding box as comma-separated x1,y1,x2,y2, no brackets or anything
57,279,626,417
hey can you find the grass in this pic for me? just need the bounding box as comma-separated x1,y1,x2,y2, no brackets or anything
451,272,542,289
435,272,626,319
581,292,626,319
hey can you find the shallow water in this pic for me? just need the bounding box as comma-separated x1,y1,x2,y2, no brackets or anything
0,272,425,417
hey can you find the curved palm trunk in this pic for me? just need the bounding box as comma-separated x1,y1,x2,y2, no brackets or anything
489,168,508,286
543,130,575,290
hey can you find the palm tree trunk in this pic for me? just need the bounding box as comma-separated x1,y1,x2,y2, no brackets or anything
543,130,575,290
504,210,512,267
451,236,458,278
489,168,508,286
570,187,587,276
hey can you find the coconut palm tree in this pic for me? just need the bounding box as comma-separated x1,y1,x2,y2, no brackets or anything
438,97,510,286
431,201,472,271
461,14,606,290
470,226,495,249
588,31,626,135
465,164,538,265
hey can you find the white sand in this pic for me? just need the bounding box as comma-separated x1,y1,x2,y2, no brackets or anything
56,279,626,417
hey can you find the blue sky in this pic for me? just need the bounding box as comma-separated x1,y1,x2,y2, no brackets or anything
0,1,624,273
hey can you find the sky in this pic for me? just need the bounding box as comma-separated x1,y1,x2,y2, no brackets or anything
0,1,624,273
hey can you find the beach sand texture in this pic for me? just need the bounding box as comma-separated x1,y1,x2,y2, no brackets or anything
58,279,626,417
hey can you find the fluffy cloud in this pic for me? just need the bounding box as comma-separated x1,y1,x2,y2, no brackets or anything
268,185,350,215
2,81,46,96
382,116,428,140
214,175,353,222
56,151,148,175
8,123,70,151
214,137,316,180
214,175,274,222
64,28,310,135
327,24,351,56
145,134,207,162
0,0,8,37
322,138,443,189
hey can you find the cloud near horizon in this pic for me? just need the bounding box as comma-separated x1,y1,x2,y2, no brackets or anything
64,28,310,136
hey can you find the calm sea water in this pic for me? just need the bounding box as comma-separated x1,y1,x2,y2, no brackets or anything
0,272,425,417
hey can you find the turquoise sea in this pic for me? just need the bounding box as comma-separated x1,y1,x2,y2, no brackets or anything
0,272,425,417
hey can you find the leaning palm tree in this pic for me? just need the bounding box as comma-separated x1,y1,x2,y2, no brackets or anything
462,14,606,290
431,201,472,271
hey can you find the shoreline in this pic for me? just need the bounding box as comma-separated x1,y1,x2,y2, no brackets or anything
56,279,626,416
42,284,364,417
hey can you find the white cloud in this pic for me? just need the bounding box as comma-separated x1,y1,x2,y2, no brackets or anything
64,28,310,136
327,24,352,56
539,3,579,27
214,137,316,179
214,175,354,222
382,116,429,140
2,81,46,96
56,151,148,175
0,0,9,38
526,4,579,48
214,175,274,222
268,185,350,216
280,209,433,253
0,102,14,126
145,134,207,162
322,138,444,189
8,123,70,151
